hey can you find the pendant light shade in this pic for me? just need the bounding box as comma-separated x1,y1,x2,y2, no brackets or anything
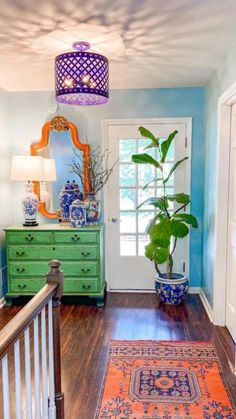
55,41,109,106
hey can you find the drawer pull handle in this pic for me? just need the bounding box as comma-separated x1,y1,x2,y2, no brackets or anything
81,268,90,274
82,284,91,290
25,235,34,242
18,284,26,289
52,247,56,250
16,268,25,273
16,251,25,257
81,252,90,257
71,235,80,241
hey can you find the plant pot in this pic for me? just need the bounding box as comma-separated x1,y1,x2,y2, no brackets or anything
155,273,189,305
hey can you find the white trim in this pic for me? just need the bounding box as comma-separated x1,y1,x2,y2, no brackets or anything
102,117,192,291
199,289,213,322
213,81,236,326
0,297,6,308
108,287,200,294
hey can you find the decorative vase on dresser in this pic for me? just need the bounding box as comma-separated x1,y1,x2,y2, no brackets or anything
84,192,101,225
58,180,83,221
4,224,105,307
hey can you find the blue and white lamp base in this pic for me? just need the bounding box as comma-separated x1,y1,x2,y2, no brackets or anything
22,181,39,227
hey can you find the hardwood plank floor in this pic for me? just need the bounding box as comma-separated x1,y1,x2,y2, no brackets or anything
0,293,236,418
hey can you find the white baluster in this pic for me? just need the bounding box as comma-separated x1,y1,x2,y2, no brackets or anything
48,300,56,419
14,340,22,419
34,317,41,419
2,354,10,419
41,307,48,419
24,328,32,419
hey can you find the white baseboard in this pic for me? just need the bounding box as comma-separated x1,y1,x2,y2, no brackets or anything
199,289,213,322
108,287,200,294
0,297,6,308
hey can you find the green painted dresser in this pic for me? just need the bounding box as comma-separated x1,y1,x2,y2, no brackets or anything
5,224,105,306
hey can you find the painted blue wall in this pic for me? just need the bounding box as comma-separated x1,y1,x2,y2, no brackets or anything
2,87,204,291
203,50,236,306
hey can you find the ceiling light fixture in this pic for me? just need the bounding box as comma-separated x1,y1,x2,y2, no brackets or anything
55,41,109,106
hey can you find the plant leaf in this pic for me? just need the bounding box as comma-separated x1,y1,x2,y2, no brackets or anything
171,220,189,238
150,219,171,247
137,196,168,211
173,213,198,228
145,243,169,264
132,153,161,168
163,157,188,184
167,193,190,204
143,178,162,190
139,126,159,145
161,130,178,163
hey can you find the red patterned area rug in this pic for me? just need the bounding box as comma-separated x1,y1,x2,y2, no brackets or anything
95,340,236,419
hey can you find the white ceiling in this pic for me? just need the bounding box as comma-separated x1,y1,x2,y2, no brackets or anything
1,0,236,91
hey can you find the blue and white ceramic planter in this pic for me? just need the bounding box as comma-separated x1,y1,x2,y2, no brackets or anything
84,192,101,225
58,180,83,221
155,273,189,305
70,200,86,228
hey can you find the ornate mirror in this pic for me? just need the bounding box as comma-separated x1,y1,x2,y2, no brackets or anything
31,115,90,219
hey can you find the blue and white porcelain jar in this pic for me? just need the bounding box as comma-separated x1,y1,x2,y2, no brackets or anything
83,192,101,225
155,273,189,305
58,180,83,221
69,200,86,228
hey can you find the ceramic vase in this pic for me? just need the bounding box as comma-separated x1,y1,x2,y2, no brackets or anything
155,273,189,305
70,200,87,228
58,180,83,221
84,192,101,225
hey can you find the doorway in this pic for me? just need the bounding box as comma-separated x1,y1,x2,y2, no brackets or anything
103,118,191,291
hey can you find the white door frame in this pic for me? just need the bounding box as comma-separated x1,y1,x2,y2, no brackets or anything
102,117,192,291
213,81,236,325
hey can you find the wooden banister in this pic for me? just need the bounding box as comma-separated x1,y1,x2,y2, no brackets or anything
0,259,64,419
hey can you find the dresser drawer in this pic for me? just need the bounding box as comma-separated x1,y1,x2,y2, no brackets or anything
8,245,98,261
9,261,99,277
9,279,45,294
9,278,99,294
7,232,52,244
64,278,99,293
54,231,98,244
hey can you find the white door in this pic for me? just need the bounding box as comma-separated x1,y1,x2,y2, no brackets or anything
103,119,191,290
226,103,236,342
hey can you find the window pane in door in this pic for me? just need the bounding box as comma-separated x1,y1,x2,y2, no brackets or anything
120,236,136,256
138,139,155,158
120,189,136,210
120,211,136,233
119,139,136,162
119,164,136,186
138,188,155,209
138,235,150,256
138,212,155,234
138,165,155,186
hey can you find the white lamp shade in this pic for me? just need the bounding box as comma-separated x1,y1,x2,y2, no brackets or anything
43,158,57,181
10,155,44,181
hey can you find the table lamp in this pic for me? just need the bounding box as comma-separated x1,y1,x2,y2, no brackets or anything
10,155,44,226
40,158,57,210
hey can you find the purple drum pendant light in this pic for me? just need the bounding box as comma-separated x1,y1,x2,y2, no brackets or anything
55,41,109,105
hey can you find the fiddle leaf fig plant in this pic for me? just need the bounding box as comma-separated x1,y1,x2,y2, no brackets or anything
132,127,198,279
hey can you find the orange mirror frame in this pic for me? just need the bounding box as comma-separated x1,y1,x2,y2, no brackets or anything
30,115,90,220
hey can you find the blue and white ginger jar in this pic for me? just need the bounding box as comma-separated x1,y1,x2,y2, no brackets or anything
58,180,83,220
70,200,86,228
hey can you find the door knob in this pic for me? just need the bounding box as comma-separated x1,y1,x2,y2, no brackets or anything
111,217,119,223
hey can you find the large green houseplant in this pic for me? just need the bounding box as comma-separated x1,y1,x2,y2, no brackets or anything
132,127,198,304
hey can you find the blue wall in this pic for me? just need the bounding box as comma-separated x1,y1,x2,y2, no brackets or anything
203,50,236,306
2,87,204,291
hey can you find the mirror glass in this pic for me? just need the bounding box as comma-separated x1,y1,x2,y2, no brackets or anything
31,116,90,219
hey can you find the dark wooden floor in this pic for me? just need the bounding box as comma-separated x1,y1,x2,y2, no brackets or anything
0,293,236,419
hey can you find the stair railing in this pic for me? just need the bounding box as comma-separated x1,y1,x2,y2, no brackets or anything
0,259,64,419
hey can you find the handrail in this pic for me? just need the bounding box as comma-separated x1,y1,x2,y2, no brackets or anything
0,283,57,360
0,259,64,419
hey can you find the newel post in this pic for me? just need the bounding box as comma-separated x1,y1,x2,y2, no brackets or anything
47,260,64,419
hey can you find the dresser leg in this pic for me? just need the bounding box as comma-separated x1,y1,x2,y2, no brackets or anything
96,297,105,307
5,297,13,307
